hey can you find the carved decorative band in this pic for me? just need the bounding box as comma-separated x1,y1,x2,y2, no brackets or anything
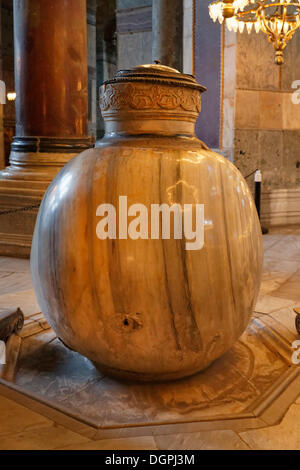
12,136,93,154
100,83,202,114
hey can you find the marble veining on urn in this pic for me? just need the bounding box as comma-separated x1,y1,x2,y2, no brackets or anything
30,64,263,382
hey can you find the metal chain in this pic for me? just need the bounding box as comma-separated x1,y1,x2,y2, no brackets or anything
244,168,258,180
0,203,40,216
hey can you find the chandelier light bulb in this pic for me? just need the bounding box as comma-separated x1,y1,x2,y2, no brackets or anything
232,17,239,31
246,21,253,33
226,17,233,30
7,92,16,101
238,20,245,32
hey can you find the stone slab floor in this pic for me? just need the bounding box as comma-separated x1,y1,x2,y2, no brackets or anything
0,226,300,450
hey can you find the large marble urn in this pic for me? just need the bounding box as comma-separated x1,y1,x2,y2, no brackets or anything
31,64,263,382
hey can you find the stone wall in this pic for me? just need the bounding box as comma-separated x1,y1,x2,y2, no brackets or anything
222,28,236,163
233,31,300,193
116,0,192,72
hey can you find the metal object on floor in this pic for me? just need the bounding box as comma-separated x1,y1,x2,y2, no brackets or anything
0,308,24,342
243,169,268,234
293,308,300,335
254,170,269,235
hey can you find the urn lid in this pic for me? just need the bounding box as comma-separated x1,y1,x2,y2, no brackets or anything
103,63,206,93
100,63,206,136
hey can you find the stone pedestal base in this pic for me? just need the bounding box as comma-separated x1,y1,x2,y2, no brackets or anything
0,314,299,438
0,149,84,257
1,150,75,183
0,179,44,258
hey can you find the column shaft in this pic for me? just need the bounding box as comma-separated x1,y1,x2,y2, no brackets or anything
3,0,91,181
152,0,183,71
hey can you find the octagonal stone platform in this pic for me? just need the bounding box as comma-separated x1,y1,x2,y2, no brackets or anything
1,308,300,440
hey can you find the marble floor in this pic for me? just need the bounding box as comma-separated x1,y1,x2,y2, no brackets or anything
0,226,300,450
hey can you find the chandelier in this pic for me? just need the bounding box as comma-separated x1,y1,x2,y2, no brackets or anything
208,0,300,64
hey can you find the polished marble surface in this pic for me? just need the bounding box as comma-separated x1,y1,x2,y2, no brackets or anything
0,226,300,449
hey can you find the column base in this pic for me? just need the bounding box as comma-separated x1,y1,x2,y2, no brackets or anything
0,136,92,257
0,181,42,258
0,150,79,184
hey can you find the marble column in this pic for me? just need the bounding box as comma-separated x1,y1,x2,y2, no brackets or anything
0,0,15,170
0,0,91,257
152,0,183,71
87,0,97,140
96,0,117,139
1,0,90,182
